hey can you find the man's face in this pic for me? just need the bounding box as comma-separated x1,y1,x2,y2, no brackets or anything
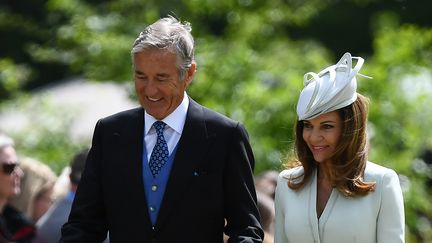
133,48,195,120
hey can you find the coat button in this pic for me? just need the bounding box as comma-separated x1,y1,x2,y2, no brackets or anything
151,185,158,191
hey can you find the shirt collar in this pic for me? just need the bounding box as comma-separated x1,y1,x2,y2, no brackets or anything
144,92,189,135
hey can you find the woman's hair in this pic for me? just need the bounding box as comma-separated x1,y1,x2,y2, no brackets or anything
9,157,57,221
286,93,376,197
131,15,195,80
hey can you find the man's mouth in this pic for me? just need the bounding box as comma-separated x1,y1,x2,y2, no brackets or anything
148,97,162,102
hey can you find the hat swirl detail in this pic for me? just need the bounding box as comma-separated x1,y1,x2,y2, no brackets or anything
296,52,371,120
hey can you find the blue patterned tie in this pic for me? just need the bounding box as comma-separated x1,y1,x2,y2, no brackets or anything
149,121,169,177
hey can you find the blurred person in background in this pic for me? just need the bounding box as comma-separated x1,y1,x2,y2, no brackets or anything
254,170,277,242
274,53,405,243
255,170,278,199
34,148,108,243
51,166,73,202
9,158,57,223
256,191,275,243
0,133,35,243
61,15,263,243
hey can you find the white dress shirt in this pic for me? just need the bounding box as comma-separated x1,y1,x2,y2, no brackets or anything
144,93,189,161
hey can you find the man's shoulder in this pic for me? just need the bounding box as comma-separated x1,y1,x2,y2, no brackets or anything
99,107,143,123
104,107,143,119
46,198,72,218
190,99,238,127
36,198,71,230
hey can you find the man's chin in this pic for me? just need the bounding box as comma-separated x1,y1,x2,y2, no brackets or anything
147,111,167,120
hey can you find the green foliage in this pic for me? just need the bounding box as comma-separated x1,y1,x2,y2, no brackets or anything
0,95,83,174
366,15,432,241
0,59,31,98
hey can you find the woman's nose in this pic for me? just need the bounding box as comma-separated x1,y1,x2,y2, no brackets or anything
310,129,323,142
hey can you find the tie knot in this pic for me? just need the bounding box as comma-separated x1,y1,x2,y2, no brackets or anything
153,121,166,135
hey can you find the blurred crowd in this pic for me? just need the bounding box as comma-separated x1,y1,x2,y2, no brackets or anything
253,170,278,243
0,133,90,243
1,132,278,243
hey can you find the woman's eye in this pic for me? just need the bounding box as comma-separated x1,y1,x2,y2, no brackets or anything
323,124,334,129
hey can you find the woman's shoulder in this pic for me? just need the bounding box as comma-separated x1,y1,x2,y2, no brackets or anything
275,167,310,202
364,161,399,182
2,205,35,240
278,166,304,183
3,205,33,226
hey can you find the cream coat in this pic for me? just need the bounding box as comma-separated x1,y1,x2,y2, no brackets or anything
274,161,405,243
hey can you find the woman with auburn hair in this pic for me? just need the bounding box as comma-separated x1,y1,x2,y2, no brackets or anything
274,53,405,243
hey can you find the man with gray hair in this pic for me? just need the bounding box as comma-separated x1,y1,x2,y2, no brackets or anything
61,16,263,243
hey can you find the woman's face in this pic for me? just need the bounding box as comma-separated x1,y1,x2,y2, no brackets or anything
0,146,23,200
302,111,343,164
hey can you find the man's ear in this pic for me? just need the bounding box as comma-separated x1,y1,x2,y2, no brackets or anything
184,63,197,87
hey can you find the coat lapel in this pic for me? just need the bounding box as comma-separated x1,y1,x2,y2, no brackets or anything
155,98,214,227
116,108,152,226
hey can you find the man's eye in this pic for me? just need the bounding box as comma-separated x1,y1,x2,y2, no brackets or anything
157,77,168,82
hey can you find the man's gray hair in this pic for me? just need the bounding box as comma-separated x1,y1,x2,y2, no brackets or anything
0,133,15,150
131,15,195,80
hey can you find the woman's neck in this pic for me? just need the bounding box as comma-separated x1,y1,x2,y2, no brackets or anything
317,163,331,183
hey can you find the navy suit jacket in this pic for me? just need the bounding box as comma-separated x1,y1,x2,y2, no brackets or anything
60,98,264,243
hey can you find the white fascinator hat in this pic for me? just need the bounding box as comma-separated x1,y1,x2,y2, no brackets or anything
296,52,371,120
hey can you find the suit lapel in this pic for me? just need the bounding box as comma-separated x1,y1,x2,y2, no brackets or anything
116,108,152,226
155,98,214,227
